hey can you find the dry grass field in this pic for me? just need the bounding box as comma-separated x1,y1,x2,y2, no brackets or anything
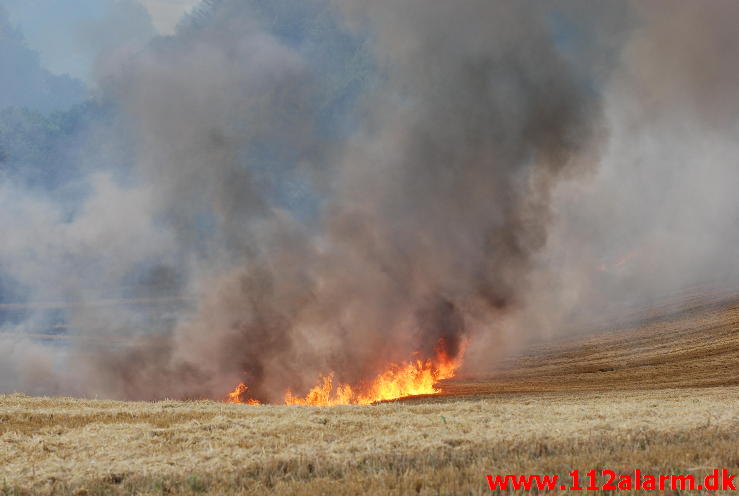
442,297,739,396
1,298,738,495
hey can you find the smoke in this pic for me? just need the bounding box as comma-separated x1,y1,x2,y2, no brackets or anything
523,0,739,339
137,0,201,34
81,0,614,401
1,0,738,400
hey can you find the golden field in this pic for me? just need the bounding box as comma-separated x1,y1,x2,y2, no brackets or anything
1,299,738,495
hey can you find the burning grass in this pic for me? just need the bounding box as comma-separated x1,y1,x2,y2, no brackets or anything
1,387,738,495
227,339,466,406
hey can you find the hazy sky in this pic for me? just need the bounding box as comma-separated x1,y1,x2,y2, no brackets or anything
0,0,198,82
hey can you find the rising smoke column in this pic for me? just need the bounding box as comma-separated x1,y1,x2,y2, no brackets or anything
74,0,622,403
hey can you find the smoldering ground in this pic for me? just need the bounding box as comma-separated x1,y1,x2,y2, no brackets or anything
1,0,738,402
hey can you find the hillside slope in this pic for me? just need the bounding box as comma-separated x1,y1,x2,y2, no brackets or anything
442,298,739,396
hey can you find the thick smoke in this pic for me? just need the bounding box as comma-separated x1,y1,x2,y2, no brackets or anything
517,0,739,347
81,0,612,402
2,0,738,400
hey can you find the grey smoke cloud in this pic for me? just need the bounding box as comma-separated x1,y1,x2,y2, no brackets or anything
2,0,738,401
571,1,739,284
138,0,200,34
504,0,739,354
84,0,616,401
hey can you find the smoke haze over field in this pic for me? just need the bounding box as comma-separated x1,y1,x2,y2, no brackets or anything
1,0,738,401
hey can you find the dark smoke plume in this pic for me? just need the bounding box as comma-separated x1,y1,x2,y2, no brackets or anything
78,0,614,402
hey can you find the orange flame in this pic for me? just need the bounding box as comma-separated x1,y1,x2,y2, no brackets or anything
225,339,466,406
225,382,261,405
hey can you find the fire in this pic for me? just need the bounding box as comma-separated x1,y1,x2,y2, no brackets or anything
225,339,465,406
225,382,261,405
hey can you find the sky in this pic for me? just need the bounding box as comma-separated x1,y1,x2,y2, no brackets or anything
0,0,198,83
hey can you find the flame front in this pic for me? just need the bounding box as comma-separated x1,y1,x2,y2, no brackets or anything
225,339,465,406
284,355,457,406
225,382,261,405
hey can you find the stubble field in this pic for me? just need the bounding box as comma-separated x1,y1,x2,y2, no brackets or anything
1,298,738,495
